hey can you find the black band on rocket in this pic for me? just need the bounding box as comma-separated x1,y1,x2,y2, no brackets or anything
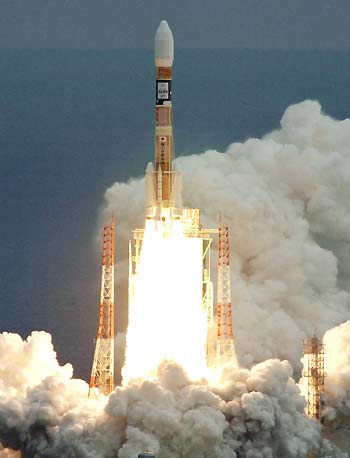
156,80,172,105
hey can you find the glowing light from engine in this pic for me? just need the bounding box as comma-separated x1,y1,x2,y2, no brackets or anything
123,215,207,384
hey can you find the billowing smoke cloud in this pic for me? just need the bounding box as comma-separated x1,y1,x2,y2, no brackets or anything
0,331,117,457
323,321,350,426
0,331,337,457
102,100,350,370
1,101,349,456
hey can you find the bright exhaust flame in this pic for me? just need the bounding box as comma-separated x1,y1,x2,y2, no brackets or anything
123,215,208,384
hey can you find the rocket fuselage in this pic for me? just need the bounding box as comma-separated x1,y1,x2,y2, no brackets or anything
155,66,173,204
154,21,174,207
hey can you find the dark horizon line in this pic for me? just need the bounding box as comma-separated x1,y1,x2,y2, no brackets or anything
0,46,349,52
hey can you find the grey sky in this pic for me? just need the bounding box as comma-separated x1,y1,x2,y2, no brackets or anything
0,0,350,49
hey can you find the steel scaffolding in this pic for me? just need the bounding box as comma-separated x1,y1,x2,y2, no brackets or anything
216,221,237,367
89,215,115,397
303,335,325,420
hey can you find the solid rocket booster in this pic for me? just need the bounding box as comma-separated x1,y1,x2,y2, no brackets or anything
154,20,174,206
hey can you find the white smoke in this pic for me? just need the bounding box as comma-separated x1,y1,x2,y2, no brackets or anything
0,331,73,396
1,100,350,456
322,321,350,445
108,359,322,458
324,321,350,414
103,100,350,370
0,331,333,457
0,331,119,458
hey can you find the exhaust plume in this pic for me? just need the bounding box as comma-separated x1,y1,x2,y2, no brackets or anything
103,100,350,370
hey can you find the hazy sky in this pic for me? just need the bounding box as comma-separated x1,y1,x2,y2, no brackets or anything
1,0,350,49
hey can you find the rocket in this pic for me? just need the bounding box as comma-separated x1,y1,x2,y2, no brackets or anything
145,20,180,220
154,20,174,207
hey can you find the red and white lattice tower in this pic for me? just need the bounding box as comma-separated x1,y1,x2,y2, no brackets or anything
216,221,237,367
89,215,115,397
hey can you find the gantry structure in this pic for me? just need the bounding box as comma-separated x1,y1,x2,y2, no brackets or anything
303,335,325,420
89,215,115,397
216,220,236,366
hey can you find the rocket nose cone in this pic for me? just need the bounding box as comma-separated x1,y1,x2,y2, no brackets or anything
155,20,172,38
155,19,174,66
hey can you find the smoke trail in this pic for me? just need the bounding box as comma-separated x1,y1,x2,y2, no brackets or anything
102,100,350,370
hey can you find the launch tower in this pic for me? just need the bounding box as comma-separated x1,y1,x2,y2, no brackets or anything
216,221,237,366
302,335,325,420
89,215,115,397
